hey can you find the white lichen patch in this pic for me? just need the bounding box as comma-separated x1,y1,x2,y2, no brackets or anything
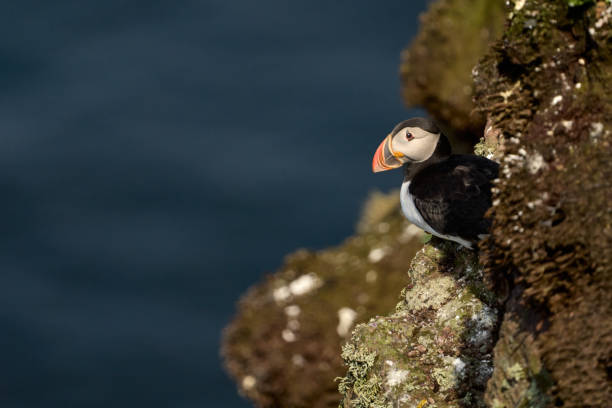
503,153,523,163
337,307,358,337
386,368,410,388
593,3,612,30
527,199,543,209
368,247,389,263
514,0,526,11
282,329,297,342
404,276,456,312
273,273,323,304
289,273,322,296
551,95,563,106
273,286,291,304
284,304,301,317
526,151,546,174
590,122,604,142
242,375,256,390
453,358,467,376
501,164,513,179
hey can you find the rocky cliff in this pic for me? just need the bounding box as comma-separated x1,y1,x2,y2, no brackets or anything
475,1,612,406
223,1,612,407
340,0,612,407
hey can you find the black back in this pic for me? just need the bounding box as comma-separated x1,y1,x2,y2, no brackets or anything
409,155,499,241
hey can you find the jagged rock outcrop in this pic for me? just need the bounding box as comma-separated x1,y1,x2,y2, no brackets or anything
337,1,507,405
400,0,505,147
222,192,425,407
340,1,611,407
474,1,612,406
337,241,498,407
224,1,611,407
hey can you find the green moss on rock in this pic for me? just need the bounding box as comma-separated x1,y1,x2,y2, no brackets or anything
338,241,498,407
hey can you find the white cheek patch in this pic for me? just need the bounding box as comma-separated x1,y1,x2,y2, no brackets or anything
393,128,439,162
407,133,440,162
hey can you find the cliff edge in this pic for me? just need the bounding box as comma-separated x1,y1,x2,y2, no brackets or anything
223,1,612,406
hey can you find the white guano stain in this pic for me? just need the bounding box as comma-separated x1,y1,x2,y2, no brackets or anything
273,286,291,303
514,0,526,11
242,375,256,390
284,305,301,317
527,151,546,174
368,247,388,263
336,307,358,337
386,368,410,388
282,329,296,342
289,273,322,296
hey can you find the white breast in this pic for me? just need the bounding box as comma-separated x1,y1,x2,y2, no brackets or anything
400,180,473,248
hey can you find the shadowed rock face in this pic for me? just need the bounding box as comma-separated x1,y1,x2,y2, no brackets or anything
222,192,425,407
474,1,612,406
400,0,505,148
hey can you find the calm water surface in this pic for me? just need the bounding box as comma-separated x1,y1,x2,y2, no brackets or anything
0,1,428,406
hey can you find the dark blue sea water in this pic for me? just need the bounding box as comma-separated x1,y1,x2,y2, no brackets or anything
0,1,429,406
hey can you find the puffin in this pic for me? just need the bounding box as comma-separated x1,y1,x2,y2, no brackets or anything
372,117,498,248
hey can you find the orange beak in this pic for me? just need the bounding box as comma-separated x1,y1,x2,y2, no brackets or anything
372,134,403,173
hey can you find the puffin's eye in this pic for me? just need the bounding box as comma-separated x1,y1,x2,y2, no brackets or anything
405,132,414,141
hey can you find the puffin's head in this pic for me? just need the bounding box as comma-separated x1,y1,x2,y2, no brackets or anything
372,117,447,173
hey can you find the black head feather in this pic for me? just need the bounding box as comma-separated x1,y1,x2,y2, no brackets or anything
390,117,440,136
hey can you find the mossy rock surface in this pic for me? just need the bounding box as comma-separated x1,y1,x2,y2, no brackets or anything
338,240,498,408
222,191,424,407
473,0,612,406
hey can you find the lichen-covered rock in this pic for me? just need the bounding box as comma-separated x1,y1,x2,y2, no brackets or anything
473,1,612,406
222,191,425,407
225,1,612,406
400,0,505,146
337,241,498,407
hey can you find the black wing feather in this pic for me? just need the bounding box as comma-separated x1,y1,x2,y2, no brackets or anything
410,155,499,241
